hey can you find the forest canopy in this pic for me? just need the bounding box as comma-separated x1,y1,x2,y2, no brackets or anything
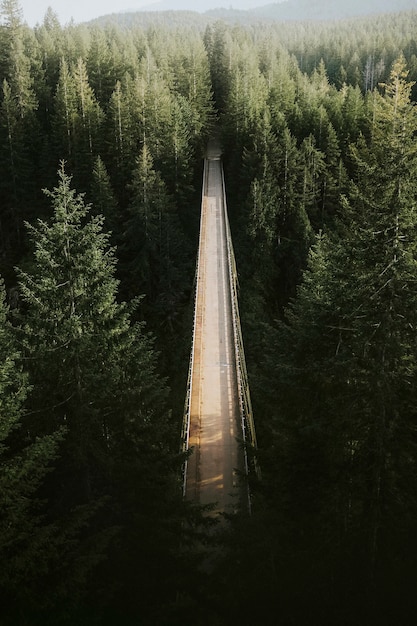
1,1,417,624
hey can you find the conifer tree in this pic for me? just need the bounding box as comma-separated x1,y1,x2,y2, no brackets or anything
90,154,119,236
0,0,40,255
0,278,68,622
121,145,189,323
17,163,171,504
72,57,104,180
107,79,131,200
339,55,417,583
86,27,114,105
52,57,76,160
52,57,104,188
14,164,184,618
268,56,417,620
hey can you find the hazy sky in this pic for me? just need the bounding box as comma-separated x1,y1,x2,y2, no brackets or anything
17,0,271,26
17,1,153,26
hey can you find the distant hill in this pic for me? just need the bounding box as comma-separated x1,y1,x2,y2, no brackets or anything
132,0,415,18
136,0,273,9
253,0,417,20
91,10,209,29
91,0,417,29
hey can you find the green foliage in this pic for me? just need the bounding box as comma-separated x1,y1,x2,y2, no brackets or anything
18,164,161,494
12,164,186,622
209,17,417,623
0,277,71,622
90,154,119,235
120,145,191,333
256,56,417,623
2,4,417,624
0,3,42,264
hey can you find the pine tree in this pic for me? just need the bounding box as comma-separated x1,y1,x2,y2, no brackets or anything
86,27,114,105
90,154,119,236
52,57,104,188
121,145,189,321
14,163,183,618
52,57,76,161
204,21,230,113
71,57,104,183
245,123,313,314
17,163,170,501
340,55,417,586
0,0,40,259
107,79,131,201
267,55,417,622
0,277,68,622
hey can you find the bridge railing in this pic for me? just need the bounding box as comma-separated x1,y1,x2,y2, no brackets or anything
221,166,260,484
181,158,207,496
182,154,259,501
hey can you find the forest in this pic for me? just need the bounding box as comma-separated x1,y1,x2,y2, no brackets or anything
1,1,417,624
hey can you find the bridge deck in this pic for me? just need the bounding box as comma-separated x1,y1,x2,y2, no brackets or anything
185,140,245,515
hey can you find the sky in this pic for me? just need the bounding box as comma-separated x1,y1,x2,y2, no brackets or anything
18,1,154,26
17,0,273,27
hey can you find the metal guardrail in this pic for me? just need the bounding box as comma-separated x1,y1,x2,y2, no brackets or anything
220,166,260,485
181,159,207,496
181,152,259,503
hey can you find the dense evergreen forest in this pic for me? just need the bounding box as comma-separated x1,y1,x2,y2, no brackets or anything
1,1,417,624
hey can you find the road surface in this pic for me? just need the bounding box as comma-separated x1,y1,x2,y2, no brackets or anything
185,139,245,516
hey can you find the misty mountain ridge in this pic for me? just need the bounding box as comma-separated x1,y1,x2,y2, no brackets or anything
253,0,417,20
136,0,281,11
135,0,416,19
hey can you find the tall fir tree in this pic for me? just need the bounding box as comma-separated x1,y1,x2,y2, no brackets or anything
0,277,71,623
0,0,40,263
266,55,417,624
17,162,168,500
15,163,184,621
121,145,190,328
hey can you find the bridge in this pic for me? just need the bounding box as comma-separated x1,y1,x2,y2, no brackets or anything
182,138,257,517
